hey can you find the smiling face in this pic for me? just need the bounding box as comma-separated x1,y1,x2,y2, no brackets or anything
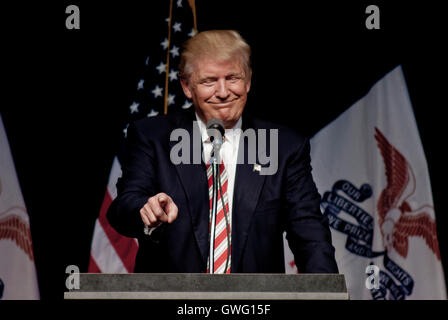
180,56,251,129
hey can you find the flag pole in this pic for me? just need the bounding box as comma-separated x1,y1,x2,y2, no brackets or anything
188,0,198,33
163,0,174,115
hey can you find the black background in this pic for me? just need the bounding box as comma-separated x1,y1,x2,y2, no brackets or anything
2,1,447,300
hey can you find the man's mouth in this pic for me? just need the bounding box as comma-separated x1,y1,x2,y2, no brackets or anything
209,99,237,107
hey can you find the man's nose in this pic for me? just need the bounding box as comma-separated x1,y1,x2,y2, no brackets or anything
215,79,230,99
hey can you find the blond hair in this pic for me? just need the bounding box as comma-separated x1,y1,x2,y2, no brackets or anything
179,30,252,81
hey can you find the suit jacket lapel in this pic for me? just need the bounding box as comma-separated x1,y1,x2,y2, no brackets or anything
169,111,210,267
231,114,267,271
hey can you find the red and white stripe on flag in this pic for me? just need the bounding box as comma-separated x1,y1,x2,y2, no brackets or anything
88,157,138,273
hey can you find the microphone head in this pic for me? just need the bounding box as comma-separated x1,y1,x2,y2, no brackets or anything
206,118,225,141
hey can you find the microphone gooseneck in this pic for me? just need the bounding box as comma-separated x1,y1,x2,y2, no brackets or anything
206,118,230,273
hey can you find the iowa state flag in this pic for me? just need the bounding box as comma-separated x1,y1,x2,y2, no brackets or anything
287,66,446,299
0,114,40,299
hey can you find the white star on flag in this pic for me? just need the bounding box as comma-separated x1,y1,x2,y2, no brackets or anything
151,85,163,98
168,94,175,106
147,109,159,117
173,22,182,33
160,38,169,50
156,62,167,74
129,102,139,113
137,79,144,90
170,45,180,58
123,123,129,137
169,70,178,81
177,0,183,7
182,100,193,109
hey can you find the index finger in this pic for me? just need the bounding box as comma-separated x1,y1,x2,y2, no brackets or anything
149,196,169,223
164,199,178,223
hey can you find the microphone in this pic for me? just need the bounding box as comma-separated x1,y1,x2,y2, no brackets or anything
206,118,225,138
206,118,225,160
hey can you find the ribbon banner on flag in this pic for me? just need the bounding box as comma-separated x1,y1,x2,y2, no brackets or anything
0,114,40,299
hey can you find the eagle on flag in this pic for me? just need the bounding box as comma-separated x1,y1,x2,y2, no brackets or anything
375,127,441,260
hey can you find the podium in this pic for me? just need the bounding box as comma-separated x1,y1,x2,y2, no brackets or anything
64,273,348,300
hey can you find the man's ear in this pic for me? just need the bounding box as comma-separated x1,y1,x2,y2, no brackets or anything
180,79,193,99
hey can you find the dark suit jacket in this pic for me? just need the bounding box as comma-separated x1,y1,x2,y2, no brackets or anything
107,108,338,273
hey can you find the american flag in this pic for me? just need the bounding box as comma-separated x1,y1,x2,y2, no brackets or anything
88,0,197,273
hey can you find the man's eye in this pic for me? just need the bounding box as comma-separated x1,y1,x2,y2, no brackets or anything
227,76,242,82
201,79,216,85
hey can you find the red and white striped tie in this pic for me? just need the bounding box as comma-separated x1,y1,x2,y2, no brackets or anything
206,162,231,273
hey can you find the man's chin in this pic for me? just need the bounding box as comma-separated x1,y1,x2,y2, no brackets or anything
197,106,243,128
212,113,237,126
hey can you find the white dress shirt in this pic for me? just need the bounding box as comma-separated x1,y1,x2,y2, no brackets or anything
195,113,242,221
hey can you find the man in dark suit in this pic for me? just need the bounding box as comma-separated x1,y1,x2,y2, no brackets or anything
107,30,338,274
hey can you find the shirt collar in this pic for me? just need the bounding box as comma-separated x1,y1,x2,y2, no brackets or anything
195,112,242,144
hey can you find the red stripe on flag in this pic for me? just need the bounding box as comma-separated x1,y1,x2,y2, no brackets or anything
97,191,138,272
88,254,101,273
